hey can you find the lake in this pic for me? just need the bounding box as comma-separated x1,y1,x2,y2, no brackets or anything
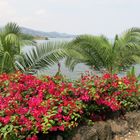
23,38,140,79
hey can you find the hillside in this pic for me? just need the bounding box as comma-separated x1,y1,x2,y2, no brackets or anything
21,27,75,38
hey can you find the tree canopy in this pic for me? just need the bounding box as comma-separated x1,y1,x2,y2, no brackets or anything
65,28,140,73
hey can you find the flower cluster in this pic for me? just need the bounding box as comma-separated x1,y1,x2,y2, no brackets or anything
0,72,83,139
76,73,139,121
0,72,139,139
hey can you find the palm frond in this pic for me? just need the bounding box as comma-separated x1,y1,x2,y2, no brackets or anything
120,27,140,47
3,22,21,35
65,35,112,71
15,41,68,74
66,28,140,73
0,22,36,73
0,52,13,74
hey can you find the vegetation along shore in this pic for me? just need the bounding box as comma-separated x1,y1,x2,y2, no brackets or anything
0,22,140,140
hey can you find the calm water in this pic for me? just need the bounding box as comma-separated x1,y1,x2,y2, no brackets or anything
23,38,140,79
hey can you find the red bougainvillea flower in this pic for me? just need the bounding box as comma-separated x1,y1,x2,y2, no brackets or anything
0,72,139,139
26,135,38,140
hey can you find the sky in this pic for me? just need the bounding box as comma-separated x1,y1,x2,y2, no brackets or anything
0,0,140,37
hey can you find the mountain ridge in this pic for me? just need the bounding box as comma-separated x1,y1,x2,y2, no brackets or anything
21,27,75,38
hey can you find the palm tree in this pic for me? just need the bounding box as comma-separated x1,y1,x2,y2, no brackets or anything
0,22,34,73
65,28,140,73
0,22,69,75
15,41,68,75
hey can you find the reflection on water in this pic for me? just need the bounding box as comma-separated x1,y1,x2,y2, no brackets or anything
22,38,140,79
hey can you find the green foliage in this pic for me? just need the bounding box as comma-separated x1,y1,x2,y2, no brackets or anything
127,66,136,78
0,22,35,74
15,42,69,74
0,22,68,75
20,33,34,40
66,28,140,73
0,72,139,139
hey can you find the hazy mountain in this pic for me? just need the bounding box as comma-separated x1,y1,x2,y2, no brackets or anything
21,27,75,38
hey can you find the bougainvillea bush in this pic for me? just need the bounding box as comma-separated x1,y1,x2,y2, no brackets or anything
0,72,139,140
75,72,140,121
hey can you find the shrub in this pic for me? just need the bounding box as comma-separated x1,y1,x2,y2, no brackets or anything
0,72,83,139
0,72,139,139
75,72,139,120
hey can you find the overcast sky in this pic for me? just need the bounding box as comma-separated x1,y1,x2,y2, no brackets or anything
0,0,140,37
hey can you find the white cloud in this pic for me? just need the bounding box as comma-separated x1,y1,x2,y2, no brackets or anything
35,9,46,16
0,0,16,24
46,0,81,5
0,0,140,37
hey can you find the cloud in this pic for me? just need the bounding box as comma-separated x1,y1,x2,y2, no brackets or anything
0,0,139,37
46,0,81,5
0,0,16,24
35,9,46,16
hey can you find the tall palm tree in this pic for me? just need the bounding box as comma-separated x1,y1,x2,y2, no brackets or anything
0,22,34,73
65,28,140,73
